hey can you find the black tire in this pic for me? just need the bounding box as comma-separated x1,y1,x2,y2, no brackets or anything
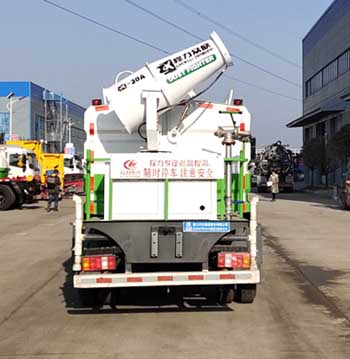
216,286,235,304
0,185,16,211
78,289,110,308
235,284,257,304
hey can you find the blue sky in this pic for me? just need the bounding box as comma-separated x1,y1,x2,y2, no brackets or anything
0,0,333,146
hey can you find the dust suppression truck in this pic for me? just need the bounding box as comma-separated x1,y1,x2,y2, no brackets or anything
72,32,262,307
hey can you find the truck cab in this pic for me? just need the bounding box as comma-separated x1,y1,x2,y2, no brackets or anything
0,145,41,210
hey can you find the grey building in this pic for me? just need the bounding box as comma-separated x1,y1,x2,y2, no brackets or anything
287,0,350,185
0,81,86,155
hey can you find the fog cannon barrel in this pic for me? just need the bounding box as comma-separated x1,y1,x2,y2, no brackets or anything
103,32,232,134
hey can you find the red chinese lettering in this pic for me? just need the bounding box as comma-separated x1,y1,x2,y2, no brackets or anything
162,168,169,177
171,168,178,177
152,168,160,177
180,168,188,177
144,168,151,177
206,168,213,178
197,168,205,177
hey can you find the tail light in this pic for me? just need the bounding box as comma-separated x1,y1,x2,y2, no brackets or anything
217,252,251,269
92,99,102,106
82,255,116,272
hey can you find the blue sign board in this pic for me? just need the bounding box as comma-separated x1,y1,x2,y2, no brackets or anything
183,221,230,233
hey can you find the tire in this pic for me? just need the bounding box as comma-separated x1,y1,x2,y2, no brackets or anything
216,286,235,304
78,289,110,308
235,284,257,304
0,185,16,211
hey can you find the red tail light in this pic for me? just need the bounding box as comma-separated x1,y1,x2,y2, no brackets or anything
217,252,251,269
89,123,95,136
233,99,243,106
82,255,116,271
239,123,245,131
92,99,102,106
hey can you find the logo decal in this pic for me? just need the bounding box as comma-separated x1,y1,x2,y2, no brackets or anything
157,42,213,75
157,59,177,75
123,160,137,170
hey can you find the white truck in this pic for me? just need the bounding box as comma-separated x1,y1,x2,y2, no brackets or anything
0,145,41,210
72,32,262,307
63,154,84,195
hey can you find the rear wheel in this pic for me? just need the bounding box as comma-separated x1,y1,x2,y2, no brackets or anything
78,289,110,308
216,286,235,304
235,284,257,303
0,185,16,210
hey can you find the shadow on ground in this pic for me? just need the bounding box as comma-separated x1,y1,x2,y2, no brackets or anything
61,258,233,315
256,190,348,212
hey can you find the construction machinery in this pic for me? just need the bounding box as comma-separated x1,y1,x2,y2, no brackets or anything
254,141,294,192
72,32,262,307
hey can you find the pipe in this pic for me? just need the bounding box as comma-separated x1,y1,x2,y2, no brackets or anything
225,144,232,219
72,194,85,271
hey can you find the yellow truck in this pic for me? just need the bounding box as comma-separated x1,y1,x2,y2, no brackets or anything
6,140,64,187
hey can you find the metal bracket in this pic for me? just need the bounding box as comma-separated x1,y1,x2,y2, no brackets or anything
175,231,183,258
151,231,158,258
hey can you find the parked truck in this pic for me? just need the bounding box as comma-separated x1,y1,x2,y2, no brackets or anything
7,140,65,198
72,32,262,307
255,141,294,193
63,154,84,195
0,145,41,210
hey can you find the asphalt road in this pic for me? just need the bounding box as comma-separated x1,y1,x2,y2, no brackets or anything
0,196,349,359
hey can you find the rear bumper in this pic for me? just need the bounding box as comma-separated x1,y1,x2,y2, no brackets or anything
74,267,261,289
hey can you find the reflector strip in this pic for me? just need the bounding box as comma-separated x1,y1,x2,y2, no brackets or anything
158,276,173,281
96,278,112,284
90,176,94,191
127,277,143,283
90,202,94,214
74,270,258,288
199,103,213,109
188,275,204,280
219,273,235,280
95,105,109,112
89,123,95,136
240,123,245,131
226,107,241,113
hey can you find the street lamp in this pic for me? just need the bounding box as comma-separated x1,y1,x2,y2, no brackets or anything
6,92,15,139
6,92,25,140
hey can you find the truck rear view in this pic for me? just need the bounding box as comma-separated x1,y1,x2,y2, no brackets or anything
72,32,262,307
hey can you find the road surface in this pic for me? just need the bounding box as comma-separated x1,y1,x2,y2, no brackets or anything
0,195,349,359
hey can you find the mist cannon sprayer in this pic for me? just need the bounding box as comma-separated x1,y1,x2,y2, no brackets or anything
103,32,233,135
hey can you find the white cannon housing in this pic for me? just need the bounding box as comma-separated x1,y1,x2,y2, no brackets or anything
103,32,232,134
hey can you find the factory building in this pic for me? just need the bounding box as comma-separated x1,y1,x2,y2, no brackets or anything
287,0,350,186
0,81,86,155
